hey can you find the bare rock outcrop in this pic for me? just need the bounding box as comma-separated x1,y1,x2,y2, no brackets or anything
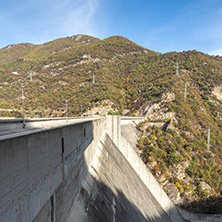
160,92,175,102
169,163,187,180
199,181,212,198
139,92,175,120
165,183,181,204
88,100,114,115
212,86,222,100
142,102,174,120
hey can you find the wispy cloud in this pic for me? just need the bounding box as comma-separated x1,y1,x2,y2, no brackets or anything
209,48,222,56
51,0,100,37
0,0,101,47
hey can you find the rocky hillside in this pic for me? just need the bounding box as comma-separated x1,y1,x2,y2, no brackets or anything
0,34,222,213
136,90,222,213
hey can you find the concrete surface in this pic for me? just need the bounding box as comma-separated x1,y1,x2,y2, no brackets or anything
0,117,106,222
69,133,172,222
121,123,141,150
0,117,98,137
121,116,146,125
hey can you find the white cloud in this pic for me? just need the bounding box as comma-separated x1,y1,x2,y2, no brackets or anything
54,0,100,37
209,48,222,56
1,0,101,46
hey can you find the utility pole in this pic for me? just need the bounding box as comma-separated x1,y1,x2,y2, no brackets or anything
176,61,179,76
207,126,211,151
66,100,68,122
184,82,187,100
93,73,95,84
20,83,26,128
81,104,82,119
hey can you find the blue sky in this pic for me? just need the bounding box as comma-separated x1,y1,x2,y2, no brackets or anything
0,0,222,55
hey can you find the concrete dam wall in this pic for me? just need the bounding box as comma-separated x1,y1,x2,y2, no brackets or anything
0,118,106,222
0,116,221,222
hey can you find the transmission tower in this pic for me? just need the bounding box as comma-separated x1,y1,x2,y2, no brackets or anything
184,82,187,100
176,61,179,76
93,73,95,84
207,126,211,151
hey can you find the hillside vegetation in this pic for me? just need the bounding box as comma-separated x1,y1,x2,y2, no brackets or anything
0,34,222,213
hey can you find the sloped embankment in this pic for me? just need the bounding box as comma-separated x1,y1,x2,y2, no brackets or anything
70,134,172,222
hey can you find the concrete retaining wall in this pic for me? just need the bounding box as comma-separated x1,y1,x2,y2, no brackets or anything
0,118,106,222
178,207,222,222
108,116,182,221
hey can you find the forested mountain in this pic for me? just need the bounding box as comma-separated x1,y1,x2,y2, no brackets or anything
0,34,221,117
0,34,222,213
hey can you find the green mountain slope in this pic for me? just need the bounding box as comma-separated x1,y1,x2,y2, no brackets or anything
0,43,36,65
0,35,158,113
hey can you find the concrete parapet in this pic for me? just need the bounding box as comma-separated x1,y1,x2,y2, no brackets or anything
0,117,98,132
121,116,146,125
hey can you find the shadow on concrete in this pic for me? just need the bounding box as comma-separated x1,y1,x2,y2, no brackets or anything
1,118,173,222
70,133,172,222
81,180,172,222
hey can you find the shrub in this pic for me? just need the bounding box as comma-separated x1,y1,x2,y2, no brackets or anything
137,136,145,149
143,137,151,146
175,182,184,193
107,110,121,115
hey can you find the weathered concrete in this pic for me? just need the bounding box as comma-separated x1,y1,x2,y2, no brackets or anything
0,117,98,136
121,123,141,149
178,207,222,222
0,118,106,222
69,133,172,222
106,115,121,148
